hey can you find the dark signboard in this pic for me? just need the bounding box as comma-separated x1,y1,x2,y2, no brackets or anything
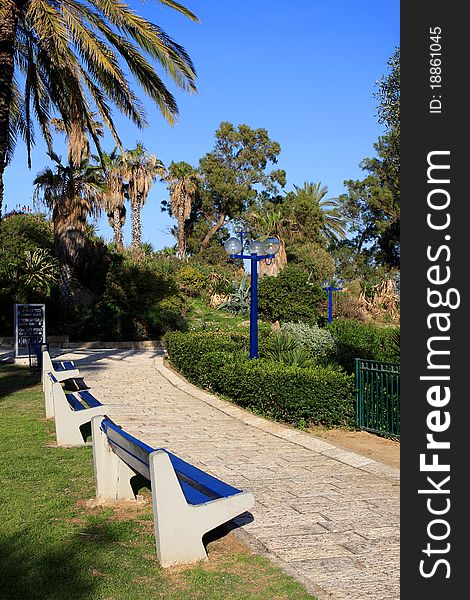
14,303,46,357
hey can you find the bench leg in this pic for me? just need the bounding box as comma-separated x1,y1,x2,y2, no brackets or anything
44,375,54,419
91,416,136,501
149,450,255,567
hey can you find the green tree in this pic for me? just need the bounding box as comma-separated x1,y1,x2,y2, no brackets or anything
258,264,325,323
375,47,400,131
286,241,335,283
122,143,166,249
0,0,199,219
162,161,201,259
338,48,400,269
198,122,286,248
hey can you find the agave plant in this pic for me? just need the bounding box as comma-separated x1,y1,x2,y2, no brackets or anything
217,274,251,315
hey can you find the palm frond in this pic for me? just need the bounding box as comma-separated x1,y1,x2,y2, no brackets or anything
157,0,200,22
6,0,199,196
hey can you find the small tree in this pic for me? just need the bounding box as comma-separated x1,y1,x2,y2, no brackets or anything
198,122,286,248
247,207,290,276
291,182,346,243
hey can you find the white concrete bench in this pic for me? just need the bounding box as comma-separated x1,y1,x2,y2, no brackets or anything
41,349,80,389
44,372,90,419
48,374,107,446
91,416,255,567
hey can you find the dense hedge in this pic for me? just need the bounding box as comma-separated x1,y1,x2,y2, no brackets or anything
327,319,400,372
164,332,355,427
257,265,325,323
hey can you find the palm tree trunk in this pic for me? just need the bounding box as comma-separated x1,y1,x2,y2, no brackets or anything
177,205,186,259
112,208,123,249
58,262,74,303
131,198,141,249
0,1,17,220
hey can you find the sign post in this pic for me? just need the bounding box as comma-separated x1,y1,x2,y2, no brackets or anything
14,303,46,358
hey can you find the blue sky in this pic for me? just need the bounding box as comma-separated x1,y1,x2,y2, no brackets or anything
4,0,399,250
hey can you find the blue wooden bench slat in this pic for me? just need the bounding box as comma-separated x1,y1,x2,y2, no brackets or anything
65,390,102,412
52,360,76,372
101,418,242,504
168,452,241,499
78,390,102,408
66,393,86,412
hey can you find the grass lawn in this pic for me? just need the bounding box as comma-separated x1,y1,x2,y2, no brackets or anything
187,299,272,335
0,363,315,600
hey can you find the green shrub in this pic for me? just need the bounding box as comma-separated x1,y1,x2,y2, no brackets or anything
164,332,355,427
280,321,336,359
164,331,248,384
175,265,208,297
258,265,324,323
286,241,335,283
328,319,400,371
85,254,187,340
0,213,54,260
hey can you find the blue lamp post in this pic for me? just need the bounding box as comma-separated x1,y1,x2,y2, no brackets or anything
224,236,280,359
321,281,343,323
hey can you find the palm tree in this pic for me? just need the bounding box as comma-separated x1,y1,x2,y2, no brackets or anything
95,149,126,249
33,152,106,269
164,161,201,259
122,143,165,249
50,115,104,167
292,182,347,243
0,0,199,219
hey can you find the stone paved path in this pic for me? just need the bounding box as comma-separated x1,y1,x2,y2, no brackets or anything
59,348,400,600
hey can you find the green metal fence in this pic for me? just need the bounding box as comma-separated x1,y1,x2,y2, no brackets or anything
355,358,400,439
